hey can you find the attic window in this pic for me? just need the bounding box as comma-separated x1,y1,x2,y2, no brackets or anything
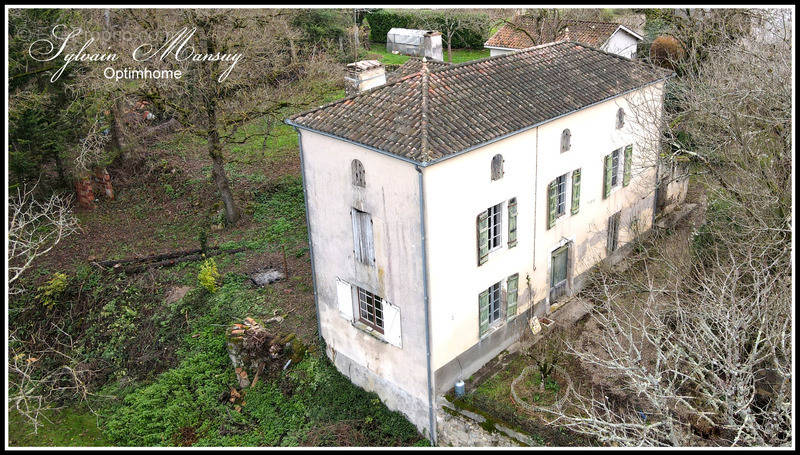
616,108,625,129
560,129,571,153
351,159,365,187
491,154,504,180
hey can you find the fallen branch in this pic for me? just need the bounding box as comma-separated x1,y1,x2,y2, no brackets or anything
121,247,247,274
93,245,247,274
95,246,221,268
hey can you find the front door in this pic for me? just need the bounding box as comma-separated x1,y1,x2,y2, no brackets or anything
550,245,569,302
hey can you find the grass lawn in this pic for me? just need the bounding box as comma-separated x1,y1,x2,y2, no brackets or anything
8,406,111,447
366,43,490,65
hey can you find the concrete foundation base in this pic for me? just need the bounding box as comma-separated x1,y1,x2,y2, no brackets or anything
327,346,432,439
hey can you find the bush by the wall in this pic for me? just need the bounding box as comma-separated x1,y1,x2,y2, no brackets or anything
364,9,417,43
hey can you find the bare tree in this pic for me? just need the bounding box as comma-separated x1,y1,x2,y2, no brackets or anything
8,326,112,433
521,9,792,447
103,9,315,225
8,182,81,292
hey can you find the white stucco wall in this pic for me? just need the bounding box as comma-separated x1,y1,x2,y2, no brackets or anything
423,82,665,370
299,130,431,432
601,29,641,59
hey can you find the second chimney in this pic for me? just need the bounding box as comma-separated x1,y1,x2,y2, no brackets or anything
345,60,386,96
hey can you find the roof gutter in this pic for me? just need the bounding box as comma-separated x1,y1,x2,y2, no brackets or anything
415,164,437,445
285,73,674,169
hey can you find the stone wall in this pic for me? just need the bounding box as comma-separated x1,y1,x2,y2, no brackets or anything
436,397,534,447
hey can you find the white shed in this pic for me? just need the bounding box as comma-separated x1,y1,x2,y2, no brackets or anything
386,28,443,61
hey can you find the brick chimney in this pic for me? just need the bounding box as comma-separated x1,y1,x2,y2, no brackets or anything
345,60,386,96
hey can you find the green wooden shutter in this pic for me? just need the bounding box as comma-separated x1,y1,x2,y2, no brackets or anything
507,198,517,248
623,145,633,187
547,181,557,229
506,274,519,320
603,154,613,199
477,211,489,266
571,169,581,215
479,289,490,337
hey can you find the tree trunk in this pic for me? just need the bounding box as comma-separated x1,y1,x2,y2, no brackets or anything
53,152,67,188
447,37,453,63
209,141,240,225
207,105,240,225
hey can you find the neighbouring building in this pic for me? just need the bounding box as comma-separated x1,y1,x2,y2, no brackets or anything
286,41,675,443
485,18,643,59
387,28,444,62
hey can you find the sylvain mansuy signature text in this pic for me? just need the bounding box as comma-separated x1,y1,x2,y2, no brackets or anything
29,25,243,82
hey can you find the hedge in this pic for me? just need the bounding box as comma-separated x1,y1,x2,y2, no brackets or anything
365,9,490,49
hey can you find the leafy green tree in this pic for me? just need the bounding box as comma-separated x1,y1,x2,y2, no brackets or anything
7,8,98,187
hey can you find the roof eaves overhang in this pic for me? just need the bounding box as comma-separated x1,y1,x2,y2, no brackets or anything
285,71,675,169
284,119,426,166
483,44,524,51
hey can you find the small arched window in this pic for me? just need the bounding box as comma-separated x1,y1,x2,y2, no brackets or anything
616,108,625,129
491,154,504,180
560,129,571,153
351,159,365,187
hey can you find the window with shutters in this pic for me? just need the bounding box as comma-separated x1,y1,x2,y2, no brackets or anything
506,274,519,320
357,286,384,334
479,282,503,337
560,129,571,153
547,174,568,229
351,208,374,265
477,203,502,266
616,108,625,129
607,211,621,255
491,154,504,180
351,159,365,187
571,169,581,215
507,198,517,248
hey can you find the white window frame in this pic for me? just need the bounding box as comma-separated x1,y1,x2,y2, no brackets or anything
487,202,503,251
357,286,385,334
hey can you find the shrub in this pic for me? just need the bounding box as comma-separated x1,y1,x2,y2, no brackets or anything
650,35,685,70
36,272,69,309
364,9,417,43
197,258,220,294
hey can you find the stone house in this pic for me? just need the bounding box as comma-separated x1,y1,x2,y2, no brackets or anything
485,18,643,59
285,41,675,443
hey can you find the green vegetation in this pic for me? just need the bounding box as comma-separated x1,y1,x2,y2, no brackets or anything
369,44,490,65
8,406,111,447
197,258,221,294
365,9,490,48
98,276,425,446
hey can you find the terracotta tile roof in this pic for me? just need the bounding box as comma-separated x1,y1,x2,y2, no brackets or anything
288,41,672,164
485,18,636,50
386,58,451,83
